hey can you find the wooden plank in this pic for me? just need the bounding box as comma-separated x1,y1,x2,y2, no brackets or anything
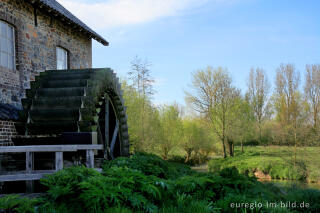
26,152,34,173
0,193,45,198
55,152,63,171
26,152,34,193
0,145,77,153
91,132,98,145
0,171,55,182
110,120,119,159
75,144,103,150
86,149,94,168
0,144,103,153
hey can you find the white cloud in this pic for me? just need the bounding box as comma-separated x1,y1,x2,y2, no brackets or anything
154,77,166,86
57,0,211,30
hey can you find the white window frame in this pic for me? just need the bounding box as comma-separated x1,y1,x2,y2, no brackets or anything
0,20,15,70
56,47,68,70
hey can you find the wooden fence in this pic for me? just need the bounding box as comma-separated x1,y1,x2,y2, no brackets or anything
0,144,103,192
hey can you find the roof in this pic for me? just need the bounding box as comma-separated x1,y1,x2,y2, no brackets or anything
29,0,108,46
0,103,20,121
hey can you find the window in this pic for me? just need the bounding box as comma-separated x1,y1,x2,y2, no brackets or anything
0,21,15,70
56,47,68,70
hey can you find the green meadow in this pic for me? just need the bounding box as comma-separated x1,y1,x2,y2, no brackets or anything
208,146,320,183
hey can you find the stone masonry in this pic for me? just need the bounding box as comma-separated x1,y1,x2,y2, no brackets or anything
0,0,107,144
0,0,93,108
0,120,16,145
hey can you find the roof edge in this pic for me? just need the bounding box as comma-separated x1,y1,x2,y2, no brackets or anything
28,0,109,46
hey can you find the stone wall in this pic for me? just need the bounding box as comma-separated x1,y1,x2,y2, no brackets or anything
0,120,16,145
0,0,93,108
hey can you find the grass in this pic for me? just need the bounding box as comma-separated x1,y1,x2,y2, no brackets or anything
208,146,320,182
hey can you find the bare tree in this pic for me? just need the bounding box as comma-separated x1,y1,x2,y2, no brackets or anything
304,64,320,130
246,68,270,143
185,67,239,158
128,55,155,98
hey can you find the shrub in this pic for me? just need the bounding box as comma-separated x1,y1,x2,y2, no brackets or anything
34,152,319,213
40,166,102,212
159,194,216,213
0,195,39,213
40,165,168,213
103,152,171,179
80,167,162,212
286,188,320,212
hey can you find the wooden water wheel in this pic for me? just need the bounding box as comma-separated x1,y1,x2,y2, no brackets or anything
14,68,130,159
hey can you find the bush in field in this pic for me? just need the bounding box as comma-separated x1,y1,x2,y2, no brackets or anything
103,152,171,179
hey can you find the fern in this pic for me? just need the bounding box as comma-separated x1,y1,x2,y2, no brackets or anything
0,194,39,213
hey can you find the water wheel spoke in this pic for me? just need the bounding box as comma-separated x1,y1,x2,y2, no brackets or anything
110,120,119,159
104,98,109,159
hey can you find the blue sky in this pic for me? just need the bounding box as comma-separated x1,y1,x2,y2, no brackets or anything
58,0,320,105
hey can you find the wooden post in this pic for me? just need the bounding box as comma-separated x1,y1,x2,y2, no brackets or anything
26,152,34,193
55,152,63,171
86,149,94,168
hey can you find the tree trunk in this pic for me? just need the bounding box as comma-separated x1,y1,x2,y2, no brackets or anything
294,131,297,168
163,147,168,160
227,139,234,157
232,143,234,156
185,149,192,163
221,138,227,158
259,122,262,145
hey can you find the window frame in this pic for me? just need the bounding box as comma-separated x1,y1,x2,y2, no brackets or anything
56,46,69,70
0,20,15,70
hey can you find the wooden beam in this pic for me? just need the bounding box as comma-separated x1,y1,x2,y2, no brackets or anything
76,144,103,150
86,150,94,168
0,144,103,153
26,152,34,173
55,152,63,171
26,152,34,193
0,145,77,153
0,171,55,182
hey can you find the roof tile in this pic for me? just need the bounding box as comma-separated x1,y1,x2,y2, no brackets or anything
34,0,108,46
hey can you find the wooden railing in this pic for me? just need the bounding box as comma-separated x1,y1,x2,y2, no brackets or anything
0,144,103,192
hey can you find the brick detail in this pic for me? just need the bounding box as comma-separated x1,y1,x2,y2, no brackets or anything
0,120,16,146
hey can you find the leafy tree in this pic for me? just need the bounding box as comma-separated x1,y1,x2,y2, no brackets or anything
127,56,155,150
185,67,240,158
157,105,183,160
121,81,159,152
304,64,320,131
246,68,270,143
273,64,304,165
227,96,255,153
181,119,206,163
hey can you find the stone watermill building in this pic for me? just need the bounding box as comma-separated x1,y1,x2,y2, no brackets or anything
0,0,109,145
0,0,130,186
